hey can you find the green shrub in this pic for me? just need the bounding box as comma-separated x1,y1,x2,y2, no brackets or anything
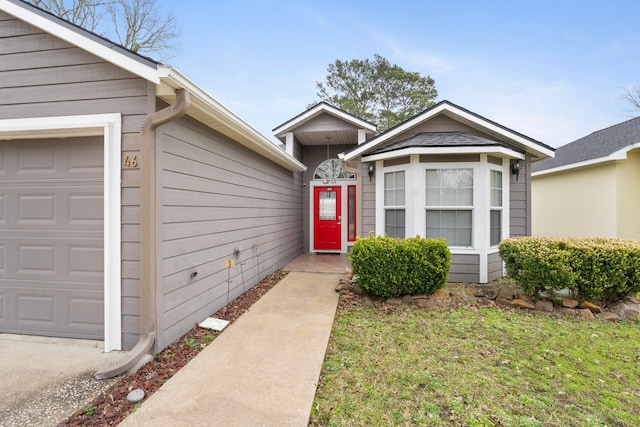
499,237,640,301
349,236,451,298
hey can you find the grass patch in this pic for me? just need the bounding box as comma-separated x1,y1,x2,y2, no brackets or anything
311,305,640,426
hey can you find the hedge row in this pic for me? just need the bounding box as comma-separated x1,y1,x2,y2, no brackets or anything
499,237,640,302
349,236,451,298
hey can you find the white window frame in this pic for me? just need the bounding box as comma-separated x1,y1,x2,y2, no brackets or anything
489,168,504,247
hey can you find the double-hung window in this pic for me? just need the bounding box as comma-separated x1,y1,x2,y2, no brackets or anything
384,171,405,238
490,169,502,246
425,168,473,246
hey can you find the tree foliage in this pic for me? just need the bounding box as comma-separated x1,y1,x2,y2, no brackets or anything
315,54,438,131
29,0,178,60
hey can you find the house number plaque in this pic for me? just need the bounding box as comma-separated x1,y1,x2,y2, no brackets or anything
123,155,138,168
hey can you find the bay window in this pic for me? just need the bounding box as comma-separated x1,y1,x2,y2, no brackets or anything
425,168,473,246
490,169,502,246
384,170,405,238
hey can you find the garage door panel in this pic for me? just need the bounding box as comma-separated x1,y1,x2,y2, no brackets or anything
0,137,104,340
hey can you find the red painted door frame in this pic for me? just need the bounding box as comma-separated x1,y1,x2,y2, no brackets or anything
314,186,342,251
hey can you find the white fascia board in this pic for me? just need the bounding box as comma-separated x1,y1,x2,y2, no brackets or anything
272,103,377,136
361,146,526,162
532,142,640,177
344,102,555,161
159,67,306,172
0,0,160,83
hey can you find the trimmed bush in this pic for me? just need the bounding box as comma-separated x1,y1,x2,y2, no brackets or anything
499,237,640,302
349,236,451,298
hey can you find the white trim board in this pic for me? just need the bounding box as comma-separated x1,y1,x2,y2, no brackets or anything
0,113,123,352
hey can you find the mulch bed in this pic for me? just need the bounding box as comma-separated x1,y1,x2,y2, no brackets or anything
59,270,288,427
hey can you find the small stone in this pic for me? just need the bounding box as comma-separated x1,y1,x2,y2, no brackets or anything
576,308,595,321
599,312,621,322
335,282,349,292
432,289,449,299
126,388,145,403
386,297,403,305
344,268,354,280
415,298,434,309
562,298,579,308
511,299,535,310
402,295,413,304
535,300,554,313
482,289,499,300
578,301,602,314
557,307,577,316
498,285,517,300
623,309,640,322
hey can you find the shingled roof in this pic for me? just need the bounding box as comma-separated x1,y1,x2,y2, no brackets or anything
371,132,515,155
532,116,640,173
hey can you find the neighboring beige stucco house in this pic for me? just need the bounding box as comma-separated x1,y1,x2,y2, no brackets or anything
532,117,640,239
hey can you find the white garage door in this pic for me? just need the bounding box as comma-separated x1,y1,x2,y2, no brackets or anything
0,136,104,339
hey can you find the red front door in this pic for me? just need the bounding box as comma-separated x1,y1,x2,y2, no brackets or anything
314,186,341,251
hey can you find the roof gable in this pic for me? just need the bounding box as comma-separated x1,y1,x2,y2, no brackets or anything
371,132,511,155
273,101,376,142
342,100,554,161
532,116,640,174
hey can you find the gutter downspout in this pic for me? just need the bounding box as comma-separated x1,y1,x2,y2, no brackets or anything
95,88,191,379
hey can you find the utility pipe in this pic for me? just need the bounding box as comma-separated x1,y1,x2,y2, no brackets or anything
96,88,191,379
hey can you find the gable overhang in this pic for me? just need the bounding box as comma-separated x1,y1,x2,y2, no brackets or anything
360,146,526,162
342,101,555,162
532,142,640,177
1,0,305,173
157,68,306,172
1,0,160,83
273,102,377,142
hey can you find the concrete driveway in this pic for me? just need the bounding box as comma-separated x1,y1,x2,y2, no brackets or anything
0,334,122,427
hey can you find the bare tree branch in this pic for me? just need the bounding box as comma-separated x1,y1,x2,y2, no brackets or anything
106,0,178,61
622,86,640,112
28,0,179,61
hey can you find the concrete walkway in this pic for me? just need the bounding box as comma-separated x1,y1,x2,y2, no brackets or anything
120,270,341,427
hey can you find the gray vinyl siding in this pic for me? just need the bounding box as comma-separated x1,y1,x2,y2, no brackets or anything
301,144,353,251
448,254,480,283
487,252,503,282
155,117,303,351
509,156,531,237
360,159,376,236
0,12,153,349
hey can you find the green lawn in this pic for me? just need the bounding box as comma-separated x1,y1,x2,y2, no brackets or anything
310,304,640,427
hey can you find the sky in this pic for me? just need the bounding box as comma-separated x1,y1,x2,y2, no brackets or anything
155,0,640,148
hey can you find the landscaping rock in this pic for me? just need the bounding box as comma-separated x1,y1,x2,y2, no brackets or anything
386,297,403,305
344,267,354,280
498,285,518,300
402,295,413,304
576,308,595,320
432,289,449,299
578,301,602,314
599,312,621,322
511,299,535,310
629,295,640,304
335,281,350,292
562,298,579,308
415,298,434,309
623,310,640,322
535,300,554,313
126,388,145,403
557,307,577,316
